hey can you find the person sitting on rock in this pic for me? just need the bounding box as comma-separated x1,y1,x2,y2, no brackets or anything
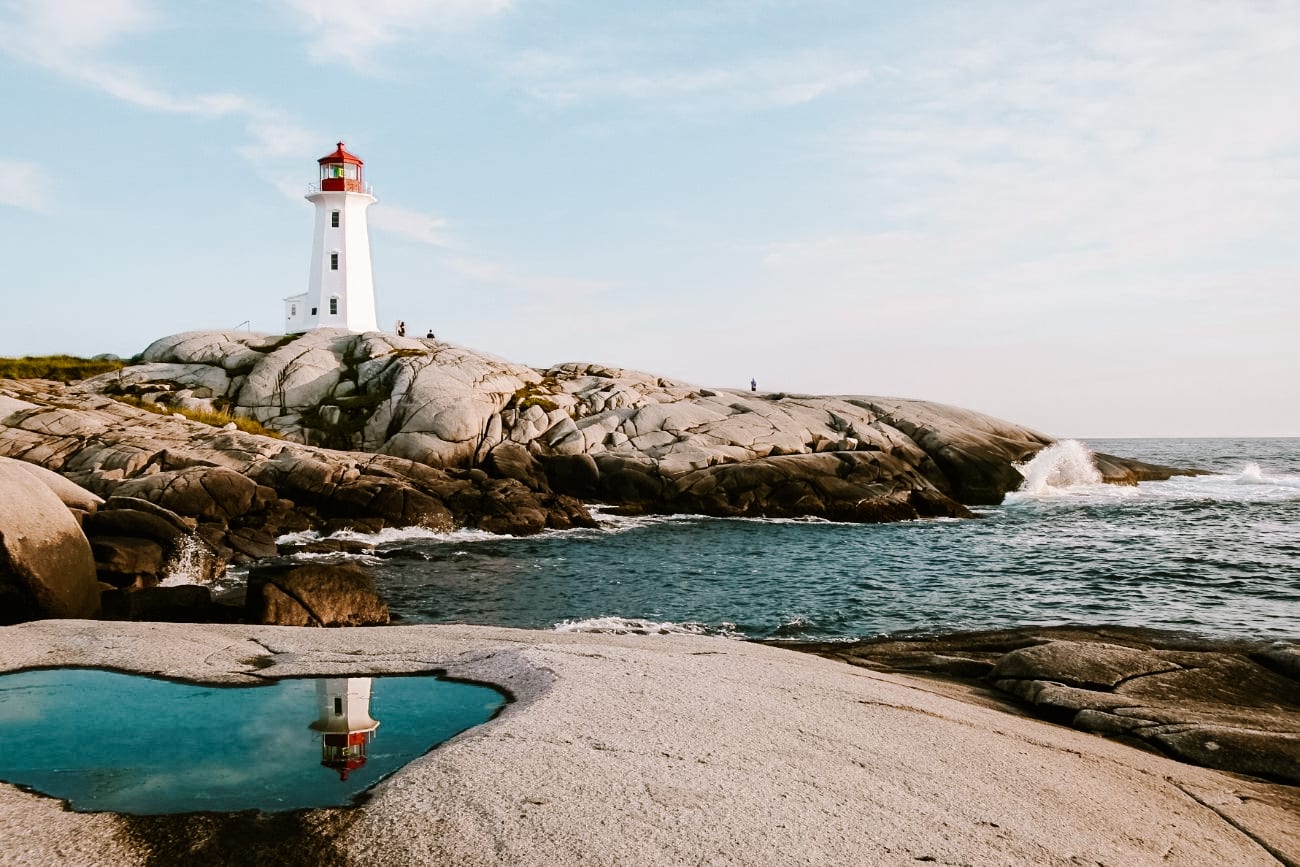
426,329,435,339
396,321,406,337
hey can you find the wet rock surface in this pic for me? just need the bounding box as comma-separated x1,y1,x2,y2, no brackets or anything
783,625,1300,786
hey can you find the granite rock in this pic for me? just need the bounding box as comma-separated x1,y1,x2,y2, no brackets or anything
72,330,1197,523
0,460,100,622
246,562,390,626
790,626,1300,785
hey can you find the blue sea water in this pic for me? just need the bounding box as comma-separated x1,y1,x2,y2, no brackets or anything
268,438,1299,642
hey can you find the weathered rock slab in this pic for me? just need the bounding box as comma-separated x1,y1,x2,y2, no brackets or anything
0,621,1295,866
788,625,1300,786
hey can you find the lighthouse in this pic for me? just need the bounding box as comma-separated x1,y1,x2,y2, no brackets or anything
309,677,381,781
284,142,379,333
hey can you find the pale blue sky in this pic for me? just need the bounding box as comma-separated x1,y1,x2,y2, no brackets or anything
1,0,1297,437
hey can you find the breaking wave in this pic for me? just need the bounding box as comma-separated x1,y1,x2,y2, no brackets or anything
1235,462,1300,490
1013,440,1103,496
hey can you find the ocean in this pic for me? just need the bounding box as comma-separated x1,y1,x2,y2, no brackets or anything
242,438,1299,642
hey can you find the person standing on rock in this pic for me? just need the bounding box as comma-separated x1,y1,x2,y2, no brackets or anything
750,378,757,392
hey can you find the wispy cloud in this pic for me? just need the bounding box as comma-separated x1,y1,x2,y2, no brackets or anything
773,1,1300,307
279,0,511,72
0,0,321,192
370,204,453,247
506,47,871,113
0,158,55,213
440,253,618,301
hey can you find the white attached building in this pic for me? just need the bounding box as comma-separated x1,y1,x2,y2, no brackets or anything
285,142,379,333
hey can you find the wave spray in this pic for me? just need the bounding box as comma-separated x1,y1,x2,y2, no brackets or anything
1014,440,1102,495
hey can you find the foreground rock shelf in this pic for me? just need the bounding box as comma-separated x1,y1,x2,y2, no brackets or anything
0,621,1295,865
781,626,1300,788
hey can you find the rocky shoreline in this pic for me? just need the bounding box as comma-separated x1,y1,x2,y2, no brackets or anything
9,335,1288,862
0,329,1200,628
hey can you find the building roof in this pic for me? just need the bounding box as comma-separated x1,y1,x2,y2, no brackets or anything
318,142,364,166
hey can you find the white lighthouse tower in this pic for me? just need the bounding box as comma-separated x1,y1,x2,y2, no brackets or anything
309,677,381,781
284,142,379,333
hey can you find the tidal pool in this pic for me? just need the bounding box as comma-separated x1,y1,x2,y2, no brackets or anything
0,668,505,814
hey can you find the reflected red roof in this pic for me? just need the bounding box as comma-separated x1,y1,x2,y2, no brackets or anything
318,141,364,166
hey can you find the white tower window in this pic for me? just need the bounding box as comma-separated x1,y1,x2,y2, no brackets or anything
331,211,340,228
330,252,339,271
330,296,339,315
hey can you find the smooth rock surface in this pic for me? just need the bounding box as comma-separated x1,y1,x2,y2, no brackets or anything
0,621,1294,866
0,462,100,622
0,456,103,513
789,626,1300,787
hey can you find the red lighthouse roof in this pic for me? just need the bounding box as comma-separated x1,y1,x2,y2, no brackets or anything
318,141,363,166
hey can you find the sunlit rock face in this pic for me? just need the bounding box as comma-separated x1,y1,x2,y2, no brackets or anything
64,329,1192,524
0,458,101,622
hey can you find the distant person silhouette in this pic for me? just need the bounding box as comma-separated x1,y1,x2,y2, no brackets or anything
426,329,435,339
396,320,406,337
750,378,757,392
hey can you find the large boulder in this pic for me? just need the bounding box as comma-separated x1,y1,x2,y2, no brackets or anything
0,456,103,514
245,562,389,626
100,585,236,623
89,536,165,588
111,466,266,521
0,460,100,622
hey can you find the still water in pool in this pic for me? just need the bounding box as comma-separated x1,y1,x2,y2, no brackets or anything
0,668,505,814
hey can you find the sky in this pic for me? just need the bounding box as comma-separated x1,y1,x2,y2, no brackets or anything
1,0,1297,438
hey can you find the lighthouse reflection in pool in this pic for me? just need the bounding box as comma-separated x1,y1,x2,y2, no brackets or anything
0,668,504,814
311,678,381,781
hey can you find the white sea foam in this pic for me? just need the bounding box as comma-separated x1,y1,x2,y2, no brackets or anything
1234,462,1300,489
288,551,384,565
275,525,509,547
1014,440,1103,495
1006,443,1300,508
552,616,745,638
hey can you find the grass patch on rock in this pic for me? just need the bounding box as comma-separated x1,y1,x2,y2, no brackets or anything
0,355,126,382
111,395,282,438
512,381,559,413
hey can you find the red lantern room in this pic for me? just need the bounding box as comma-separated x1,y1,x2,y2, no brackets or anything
318,141,365,192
